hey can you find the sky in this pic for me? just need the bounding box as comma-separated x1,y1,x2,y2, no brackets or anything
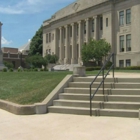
0,0,75,48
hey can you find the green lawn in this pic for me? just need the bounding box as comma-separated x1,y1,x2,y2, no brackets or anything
0,71,73,105
0,69,139,105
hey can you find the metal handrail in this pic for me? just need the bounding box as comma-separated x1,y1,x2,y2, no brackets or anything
90,53,114,116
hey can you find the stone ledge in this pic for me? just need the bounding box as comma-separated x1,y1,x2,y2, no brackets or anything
42,74,73,112
0,74,73,115
0,100,35,115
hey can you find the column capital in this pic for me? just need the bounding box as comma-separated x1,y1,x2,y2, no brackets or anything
93,16,97,19
85,18,89,21
59,27,62,30
78,20,81,24
71,23,75,26
64,25,68,28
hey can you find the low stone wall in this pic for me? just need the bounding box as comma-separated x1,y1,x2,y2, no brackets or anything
0,74,73,115
0,100,35,115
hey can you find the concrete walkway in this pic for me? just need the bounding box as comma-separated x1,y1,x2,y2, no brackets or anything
0,72,140,140
0,109,140,140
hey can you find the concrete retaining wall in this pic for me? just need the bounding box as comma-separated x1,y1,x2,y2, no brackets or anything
0,74,73,115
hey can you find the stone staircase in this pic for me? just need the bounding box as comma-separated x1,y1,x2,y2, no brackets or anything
48,76,140,118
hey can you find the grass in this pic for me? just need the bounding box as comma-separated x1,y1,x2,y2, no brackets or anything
0,71,72,105
0,69,139,105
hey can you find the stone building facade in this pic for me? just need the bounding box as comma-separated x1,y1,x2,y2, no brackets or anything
43,0,140,67
2,47,28,69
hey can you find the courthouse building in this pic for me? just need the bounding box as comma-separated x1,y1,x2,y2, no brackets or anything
43,0,140,67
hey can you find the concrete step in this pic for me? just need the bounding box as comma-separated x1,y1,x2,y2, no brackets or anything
59,93,140,102
73,77,140,83
53,100,140,110
73,77,115,82
48,106,96,116
69,82,140,89
48,106,138,118
99,109,138,118
64,88,140,95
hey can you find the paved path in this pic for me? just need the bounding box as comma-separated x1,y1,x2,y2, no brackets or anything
1,72,140,140
0,109,140,140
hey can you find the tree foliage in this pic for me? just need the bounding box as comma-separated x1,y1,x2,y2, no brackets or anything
44,54,59,64
25,55,47,68
29,26,43,55
81,39,111,63
3,61,14,69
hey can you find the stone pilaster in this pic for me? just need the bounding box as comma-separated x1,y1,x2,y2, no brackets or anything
78,21,82,64
59,27,64,64
64,25,69,64
85,18,90,42
94,16,98,40
71,23,76,64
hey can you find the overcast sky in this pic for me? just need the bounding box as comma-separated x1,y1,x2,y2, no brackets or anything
0,0,75,48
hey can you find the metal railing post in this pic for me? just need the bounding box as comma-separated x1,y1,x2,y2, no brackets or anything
102,68,104,95
112,53,114,78
90,86,92,116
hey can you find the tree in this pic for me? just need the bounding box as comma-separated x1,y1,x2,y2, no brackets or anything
29,26,43,55
81,39,111,65
25,55,47,68
44,54,59,64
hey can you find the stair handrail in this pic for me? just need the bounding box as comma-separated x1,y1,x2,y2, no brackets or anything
90,53,115,116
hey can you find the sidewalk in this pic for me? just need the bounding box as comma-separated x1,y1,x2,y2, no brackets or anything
0,72,140,140
0,109,140,140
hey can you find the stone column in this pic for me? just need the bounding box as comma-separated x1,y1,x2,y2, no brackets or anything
59,27,64,64
0,22,5,70
94,16,98,40
71,23,76,64
64,25,69,64
78,21,82,64
86,18,89,42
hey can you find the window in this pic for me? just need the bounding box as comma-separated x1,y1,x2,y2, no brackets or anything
92,19,94,32
46,34,48,43
126,9,131,24
106,18,108,27
120,35,124,52
126,59,131,67
100,17,103,30
84,22,86,34
49,33,51,42
126,34,131,51
119,60,124,68
119,11,124,25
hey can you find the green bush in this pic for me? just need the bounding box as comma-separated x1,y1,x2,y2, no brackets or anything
116,66,140,70
4,61,14,69
9,68,13,72
2,68,7,72
34,68,38,71
86,67,101,71
40,68,44,71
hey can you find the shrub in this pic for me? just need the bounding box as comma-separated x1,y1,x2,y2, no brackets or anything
2,68,7,72
86,67,101,71
115,66,140,70
3,61,14,69
9,68,13,72
40,68,44,71
34,68,38,71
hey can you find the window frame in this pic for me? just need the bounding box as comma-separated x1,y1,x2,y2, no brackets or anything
126,34,131,51
126,9,131,24
120,35,124,52
119,11,124,26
